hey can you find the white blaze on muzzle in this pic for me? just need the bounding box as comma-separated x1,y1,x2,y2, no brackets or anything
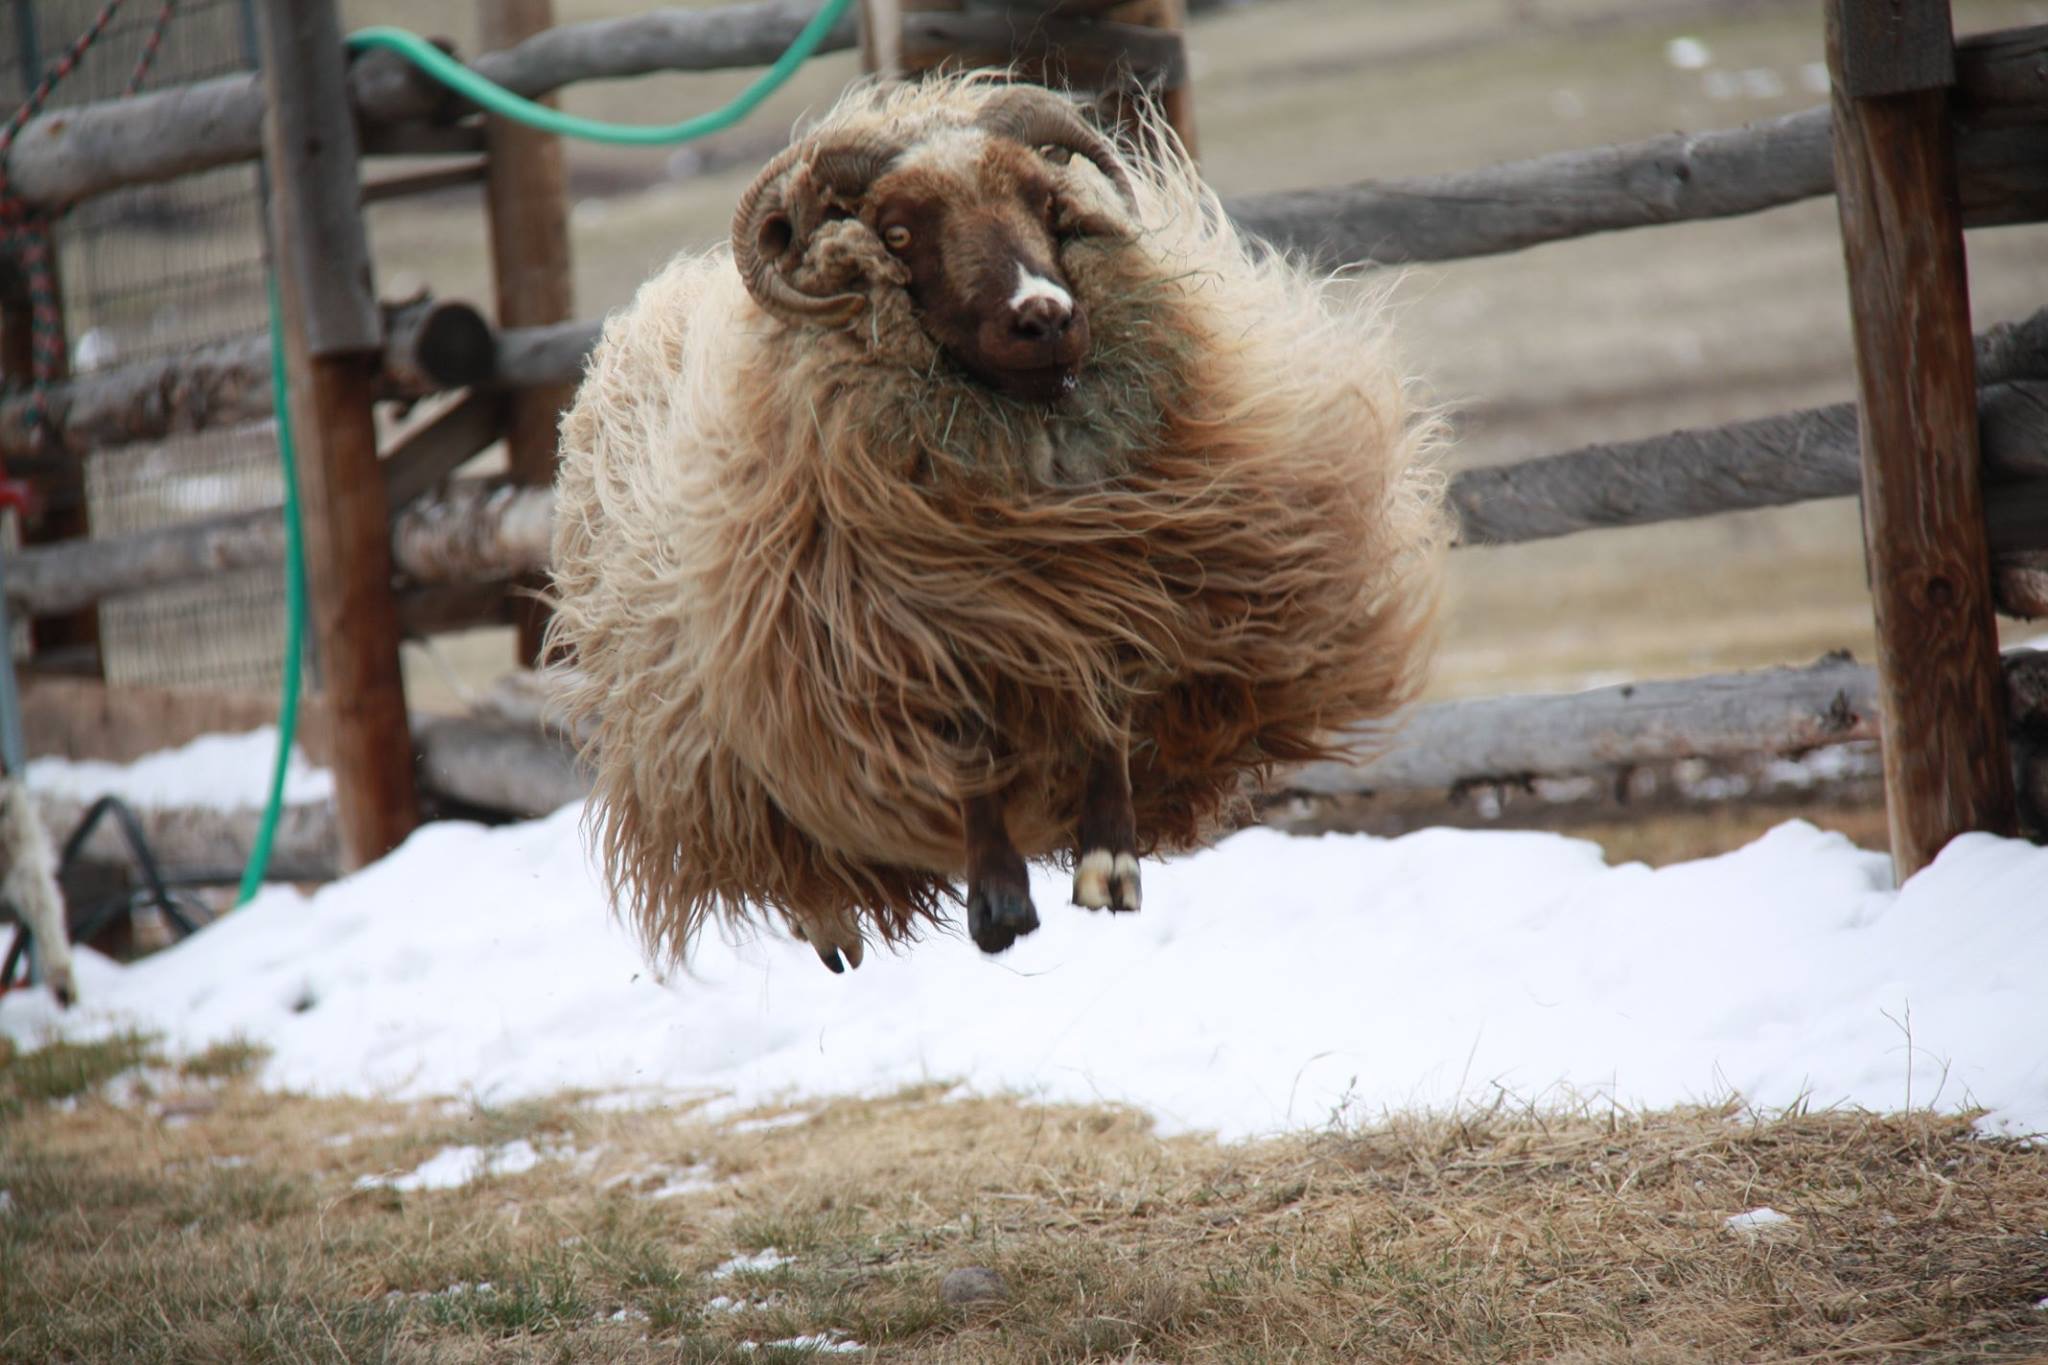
1008,263,1074,316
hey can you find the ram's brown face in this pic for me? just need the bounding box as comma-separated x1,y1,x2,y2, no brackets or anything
730,87,1136,407
865,138,1090,403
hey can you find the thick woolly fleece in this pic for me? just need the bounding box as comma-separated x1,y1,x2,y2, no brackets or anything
547,77,1449,963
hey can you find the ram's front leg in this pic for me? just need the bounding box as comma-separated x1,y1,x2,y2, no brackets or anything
963,789,1039,953
1072,742,1140,913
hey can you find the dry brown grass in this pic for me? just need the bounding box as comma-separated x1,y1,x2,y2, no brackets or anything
5,1040,2048,1363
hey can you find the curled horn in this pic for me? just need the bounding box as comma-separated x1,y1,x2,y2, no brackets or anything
974,86,1137,211
731,135,902,324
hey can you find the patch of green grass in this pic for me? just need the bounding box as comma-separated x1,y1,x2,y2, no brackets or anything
416,1263,592,1337
178,1036,272,1082
0,1030,158,1110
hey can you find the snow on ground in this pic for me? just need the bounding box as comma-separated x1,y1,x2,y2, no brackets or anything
5,737,2048,1140
24,728,332,810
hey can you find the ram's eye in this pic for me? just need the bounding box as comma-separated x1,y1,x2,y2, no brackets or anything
882,224,913,253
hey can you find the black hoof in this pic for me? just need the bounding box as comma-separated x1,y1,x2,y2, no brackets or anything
966,873,1039,954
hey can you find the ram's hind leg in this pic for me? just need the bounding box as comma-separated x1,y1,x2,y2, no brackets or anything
1072,744,1140,913
963,791,1039,953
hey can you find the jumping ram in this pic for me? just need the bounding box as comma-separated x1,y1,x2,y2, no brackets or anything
548,75,1448,971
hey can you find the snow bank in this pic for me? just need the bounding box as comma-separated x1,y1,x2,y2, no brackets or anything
6,790,2046,1140
24,728,331,810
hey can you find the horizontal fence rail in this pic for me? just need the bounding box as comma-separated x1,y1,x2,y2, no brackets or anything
0,4,2041,266
3,0,862,207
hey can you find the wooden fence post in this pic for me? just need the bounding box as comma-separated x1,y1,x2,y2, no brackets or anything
1825,0,2017,878
864,0,1196,152
256,0,421,868
479,0,574,667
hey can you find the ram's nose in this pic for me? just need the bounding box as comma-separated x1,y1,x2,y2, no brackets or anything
1011,292,1074,343
1007,266,1079,344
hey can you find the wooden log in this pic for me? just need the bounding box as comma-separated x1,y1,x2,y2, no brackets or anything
1995,551,2048,619
1226,72,2048,269
414,715,588,818
481,0,576,667
382,391,508,512
7,506,287,619
378,296,498,394
385,657,1892,818
1287,656,1882,798
0,295,490,462
494,318,604,391
260,0,421,870
31,790,340,885
1450,377,2048,550
1826,0,2015,876
1,1,861,209
389,482,553,586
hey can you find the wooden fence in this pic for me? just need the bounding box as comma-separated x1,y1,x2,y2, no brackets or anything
6,0,2047,882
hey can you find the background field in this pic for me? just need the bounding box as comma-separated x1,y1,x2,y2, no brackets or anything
346,0,2048,712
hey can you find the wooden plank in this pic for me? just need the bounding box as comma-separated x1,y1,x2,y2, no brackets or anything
258,0,420,869
480,0,574,667
1825,0,2015,876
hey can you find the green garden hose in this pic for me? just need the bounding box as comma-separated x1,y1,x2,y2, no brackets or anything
236,0,857,904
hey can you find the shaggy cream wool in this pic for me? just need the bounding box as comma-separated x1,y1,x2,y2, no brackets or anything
548,76,1448,962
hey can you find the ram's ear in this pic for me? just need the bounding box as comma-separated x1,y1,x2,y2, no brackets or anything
732,137,902,324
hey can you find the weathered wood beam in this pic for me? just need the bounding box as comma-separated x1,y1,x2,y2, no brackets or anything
481,0,577,667
493,318,603,391
1825,0,2015,874
0,296,491,461
390,482,553,586
1288,656,1882,798
3,1,860,207
1226,24,2048,269
375,657,1895,818
32,790,340,884
260,0,421,870
414,715,589,818
1449,374,2048,550
382,392,508,512
899,12,1187,90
